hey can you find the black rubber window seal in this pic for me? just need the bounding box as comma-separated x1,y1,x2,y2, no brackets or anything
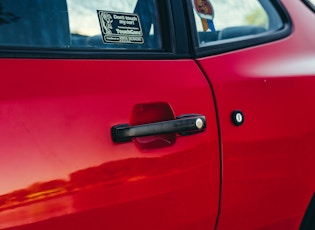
302,0,315,13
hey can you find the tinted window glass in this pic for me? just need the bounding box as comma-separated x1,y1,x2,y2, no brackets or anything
0,0,70,47
191,0,283,46
0,0,162,50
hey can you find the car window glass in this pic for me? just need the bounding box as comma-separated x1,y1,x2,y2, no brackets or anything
0,0,162,50
191,0,283,46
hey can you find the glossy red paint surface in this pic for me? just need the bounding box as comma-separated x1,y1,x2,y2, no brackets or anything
2,0,315,229
0,60,220,229
197,1,315,229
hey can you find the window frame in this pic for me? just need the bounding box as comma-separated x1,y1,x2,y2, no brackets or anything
302,0,315,13
184,0,292,58
0,0,190,59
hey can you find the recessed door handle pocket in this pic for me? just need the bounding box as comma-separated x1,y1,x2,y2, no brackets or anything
111,114,206,143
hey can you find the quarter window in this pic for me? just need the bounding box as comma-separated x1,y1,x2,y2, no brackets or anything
0,0,162,50
191,0,283,46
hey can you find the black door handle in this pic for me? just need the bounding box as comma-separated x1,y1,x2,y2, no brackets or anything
111,114,206,143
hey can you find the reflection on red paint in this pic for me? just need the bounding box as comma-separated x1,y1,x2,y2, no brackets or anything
0,146,217,229
0,58,220,229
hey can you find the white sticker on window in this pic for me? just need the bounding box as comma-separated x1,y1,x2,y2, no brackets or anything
97,10,144,44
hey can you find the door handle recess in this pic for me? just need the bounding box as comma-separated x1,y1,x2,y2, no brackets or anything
111,114,206,143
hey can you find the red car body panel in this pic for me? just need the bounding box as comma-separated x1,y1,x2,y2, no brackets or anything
0,59,220,229
197,1,315,229
1,0,315,229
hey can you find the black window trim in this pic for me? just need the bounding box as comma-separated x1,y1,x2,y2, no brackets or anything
302,0,315,13
0,0,190,60
184,0,293,58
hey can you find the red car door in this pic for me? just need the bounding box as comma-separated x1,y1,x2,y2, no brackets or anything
189,0,315,229
0,0,220,229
